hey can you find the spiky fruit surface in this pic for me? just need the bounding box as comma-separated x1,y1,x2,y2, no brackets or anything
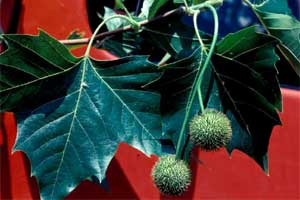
151,155,191,196
189,109,232,151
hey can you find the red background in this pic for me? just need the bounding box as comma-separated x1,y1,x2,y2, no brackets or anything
1,0,300,199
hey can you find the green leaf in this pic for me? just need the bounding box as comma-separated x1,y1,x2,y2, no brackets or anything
148,25,282,171
140,0,169,19
114,0,125,9
147,48,214,161
1,32,166,199
103,7,129,31
99,14,211,60
207,81,270,173
251,0,300,76
0,30,79,112
216,26,282,111
142,21,211,58
99,31,143,57
213,26,282,172
141,14,212,58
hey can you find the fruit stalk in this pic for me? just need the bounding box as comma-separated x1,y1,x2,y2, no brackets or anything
175,4,219,160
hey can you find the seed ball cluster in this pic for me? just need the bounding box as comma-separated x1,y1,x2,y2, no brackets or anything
151,155,191,196
189,109,232,151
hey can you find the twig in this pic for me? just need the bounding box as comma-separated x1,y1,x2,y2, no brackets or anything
60,6,185,45
59,0,223,45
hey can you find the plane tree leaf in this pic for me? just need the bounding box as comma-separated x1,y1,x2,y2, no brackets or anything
212,26,282,172
147,48,214,161
0,1,289,198
206,84,271,172
148,26,282,172
0,30,79,112
0,31,166,200
250,0,300,76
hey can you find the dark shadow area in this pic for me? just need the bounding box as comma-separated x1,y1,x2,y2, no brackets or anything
6,0,22,34
276,47,300,89
67,157,139,199
0,113,12,200
86,0,114,32
86,0,144,32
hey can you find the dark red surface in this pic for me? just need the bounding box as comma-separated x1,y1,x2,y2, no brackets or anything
0,0,16,33
1,0,300,199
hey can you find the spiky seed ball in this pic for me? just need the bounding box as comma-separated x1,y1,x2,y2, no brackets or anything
189,109,232,151
151,155,191,196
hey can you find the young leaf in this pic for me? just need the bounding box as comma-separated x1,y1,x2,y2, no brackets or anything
212,26,282,172
0,32,166,199
103,7,129,31
140,0,169,19
250,0,300,76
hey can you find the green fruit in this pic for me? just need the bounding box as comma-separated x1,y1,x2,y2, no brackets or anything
151,155,191,196
189,109,232,151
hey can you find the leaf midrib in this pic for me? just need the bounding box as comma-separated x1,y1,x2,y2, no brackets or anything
50,57,88,199
87,58,153,137
0,64,78,93
211,65,251,135
50,57,157,198
3,34,76,68
217,73,279,122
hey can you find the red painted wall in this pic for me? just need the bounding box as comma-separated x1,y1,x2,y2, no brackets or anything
1,1,300,199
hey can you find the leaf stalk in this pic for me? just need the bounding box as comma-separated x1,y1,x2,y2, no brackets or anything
85,15,139,57
175,4,219,160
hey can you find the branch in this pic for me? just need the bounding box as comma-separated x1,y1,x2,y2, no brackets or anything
60,6,185,45
59,0,223,45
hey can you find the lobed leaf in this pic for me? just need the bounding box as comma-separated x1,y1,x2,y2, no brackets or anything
251,0,300,76
0,30,79,112
0,31,166,199
212,26,282,172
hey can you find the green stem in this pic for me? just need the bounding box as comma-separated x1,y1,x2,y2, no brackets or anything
193,10,205,111
183,0,190,11
85,15,138,57
197,87,205,112
190,0,223,10
175,4,219,160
